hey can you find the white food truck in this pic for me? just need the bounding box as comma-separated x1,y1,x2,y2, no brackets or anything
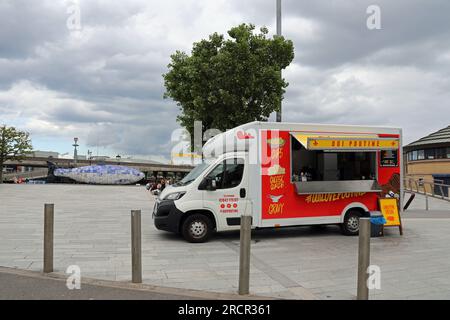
153,121,402,242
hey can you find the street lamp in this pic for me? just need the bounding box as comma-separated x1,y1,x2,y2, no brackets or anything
276,0,282,123
87,150,92,164
73,137,79,166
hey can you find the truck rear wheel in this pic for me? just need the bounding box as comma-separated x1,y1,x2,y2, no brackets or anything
181,214,213,243
341,210,361,236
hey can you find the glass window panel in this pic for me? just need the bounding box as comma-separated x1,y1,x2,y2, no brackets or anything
425,149,435,160
417,150,425,160
222,158,245,189
203,158,244,189
204,162,225,188
436,148,446,159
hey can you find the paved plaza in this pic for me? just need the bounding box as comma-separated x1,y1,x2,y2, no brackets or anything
1,184,450,299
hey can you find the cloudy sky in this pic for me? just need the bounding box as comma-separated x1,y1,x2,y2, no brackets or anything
1,0,449,162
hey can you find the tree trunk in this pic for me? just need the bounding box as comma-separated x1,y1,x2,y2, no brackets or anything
0,162,3,184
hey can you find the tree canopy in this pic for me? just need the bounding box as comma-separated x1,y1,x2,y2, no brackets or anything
163,23,294,141
0,125,33,183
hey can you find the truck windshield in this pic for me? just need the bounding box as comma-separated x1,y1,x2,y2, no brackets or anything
177,162,210,186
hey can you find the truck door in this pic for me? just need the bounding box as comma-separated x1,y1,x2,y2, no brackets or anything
199,155,250,231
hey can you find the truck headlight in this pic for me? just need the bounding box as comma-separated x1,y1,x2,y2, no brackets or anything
163,192,186,201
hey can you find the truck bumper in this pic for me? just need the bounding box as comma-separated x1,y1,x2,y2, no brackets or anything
153,199,183,233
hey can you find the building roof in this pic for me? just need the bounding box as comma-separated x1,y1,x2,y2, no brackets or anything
406,125,450,149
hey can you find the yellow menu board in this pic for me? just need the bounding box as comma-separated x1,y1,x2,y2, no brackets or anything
379,198,403,235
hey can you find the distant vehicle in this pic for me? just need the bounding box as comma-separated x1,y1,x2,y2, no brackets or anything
47,162,145,185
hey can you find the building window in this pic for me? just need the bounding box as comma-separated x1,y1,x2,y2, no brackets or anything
425,148,435,160
408,147,450,161
436,148,447,159
417,150,425,160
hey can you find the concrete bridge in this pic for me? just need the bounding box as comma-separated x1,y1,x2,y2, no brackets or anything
3,157,194,182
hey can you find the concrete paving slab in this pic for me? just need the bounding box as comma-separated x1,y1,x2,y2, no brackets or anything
1,184,450,299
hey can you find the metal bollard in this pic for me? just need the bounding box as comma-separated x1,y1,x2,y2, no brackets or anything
357,218,370,300
43,204,54,273
425,194,429,211
131,210,142,283
238,215,252,295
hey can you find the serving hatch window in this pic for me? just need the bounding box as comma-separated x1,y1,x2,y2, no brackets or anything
291,136,377,182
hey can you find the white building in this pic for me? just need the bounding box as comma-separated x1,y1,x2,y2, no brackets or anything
27,150,59,158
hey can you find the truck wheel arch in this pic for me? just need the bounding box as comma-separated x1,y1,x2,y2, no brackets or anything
179,210,217,233
340,203,369,223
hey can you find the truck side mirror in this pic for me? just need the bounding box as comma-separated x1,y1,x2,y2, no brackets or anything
206,178,217,191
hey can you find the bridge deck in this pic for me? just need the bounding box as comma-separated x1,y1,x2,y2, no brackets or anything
4,157,194,173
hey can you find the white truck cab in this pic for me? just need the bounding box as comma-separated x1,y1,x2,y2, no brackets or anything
153,121,402,242
153,151,251,242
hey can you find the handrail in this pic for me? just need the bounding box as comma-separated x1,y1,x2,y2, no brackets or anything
404,177,450,202
2,168,49,180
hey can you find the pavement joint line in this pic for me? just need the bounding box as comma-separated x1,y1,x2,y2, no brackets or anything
221,241,318,300
0,266,274,300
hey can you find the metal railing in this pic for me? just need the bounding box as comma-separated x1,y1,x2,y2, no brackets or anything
2,168,49,181
404,177,450,203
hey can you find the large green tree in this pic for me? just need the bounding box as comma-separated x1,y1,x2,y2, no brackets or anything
0,125,33,183
163,23,294,144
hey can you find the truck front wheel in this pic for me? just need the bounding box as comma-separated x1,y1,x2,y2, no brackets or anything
181,214,213,243
341,210,361,236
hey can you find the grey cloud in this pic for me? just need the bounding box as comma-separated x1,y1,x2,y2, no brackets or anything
280,0,450,68
86,119,179,156
0,0,68,58
1,0,449,158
